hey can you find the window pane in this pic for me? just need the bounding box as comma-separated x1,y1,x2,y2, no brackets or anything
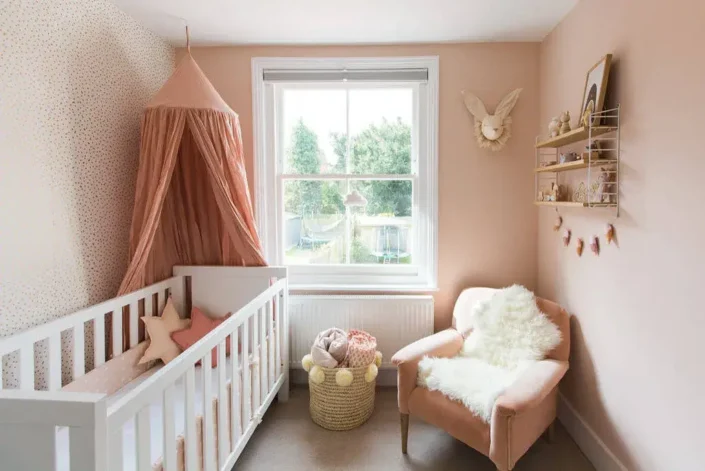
283,180,346,265
282,89,346,174
283,179,413,266
348,88,413,175
349,180,413,265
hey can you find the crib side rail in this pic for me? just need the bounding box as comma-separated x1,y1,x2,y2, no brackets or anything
0,390,107,470
107,276,288,471
0,276,182,390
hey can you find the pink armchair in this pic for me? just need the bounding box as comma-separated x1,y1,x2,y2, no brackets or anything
392,288,570,471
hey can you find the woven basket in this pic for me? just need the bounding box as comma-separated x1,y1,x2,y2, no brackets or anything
309,365,376,431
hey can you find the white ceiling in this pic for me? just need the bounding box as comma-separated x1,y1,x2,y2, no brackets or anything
110,0,578,46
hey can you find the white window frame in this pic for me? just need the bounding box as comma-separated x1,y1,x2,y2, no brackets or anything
252,56,439,292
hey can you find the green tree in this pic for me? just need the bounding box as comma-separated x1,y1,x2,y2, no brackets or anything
289,118,320,174
330,118,412,216
285,119,344,216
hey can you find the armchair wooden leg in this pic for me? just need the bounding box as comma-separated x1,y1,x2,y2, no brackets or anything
400,413,410,454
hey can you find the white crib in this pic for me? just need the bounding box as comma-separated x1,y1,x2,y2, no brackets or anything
0,266,289,471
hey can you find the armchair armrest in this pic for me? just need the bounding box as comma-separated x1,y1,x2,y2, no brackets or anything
494,359,568,417
392,329,464,414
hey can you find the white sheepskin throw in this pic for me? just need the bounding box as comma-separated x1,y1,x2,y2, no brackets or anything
417,285,561,422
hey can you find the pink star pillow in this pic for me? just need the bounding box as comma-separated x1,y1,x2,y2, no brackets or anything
171,307,231,367
139,297,191,365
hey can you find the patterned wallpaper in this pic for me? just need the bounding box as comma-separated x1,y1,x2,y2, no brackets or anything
0,0,174,387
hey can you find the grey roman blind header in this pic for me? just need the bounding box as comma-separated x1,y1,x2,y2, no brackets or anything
262,68,428,83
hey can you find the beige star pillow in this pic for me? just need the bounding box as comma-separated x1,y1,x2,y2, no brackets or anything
138,297,191,365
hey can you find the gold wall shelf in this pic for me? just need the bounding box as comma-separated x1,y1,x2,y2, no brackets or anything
535,126,617,149
534,201,617,208
534,106,621,216
534,159,618,173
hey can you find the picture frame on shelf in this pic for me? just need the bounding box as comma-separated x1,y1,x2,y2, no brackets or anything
580,54,612,127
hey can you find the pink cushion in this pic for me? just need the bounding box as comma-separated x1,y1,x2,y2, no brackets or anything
171,307,231,367
138,297,191,365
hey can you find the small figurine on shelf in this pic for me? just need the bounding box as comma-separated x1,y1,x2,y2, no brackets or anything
590,167,615,203
548,182,564,202
582,140,602,161
548,117,561,138
560,152,579,164
573,182,587,203
559,111,572,135
586,140,602,154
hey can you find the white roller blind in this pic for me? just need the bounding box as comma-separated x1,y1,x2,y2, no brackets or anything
262,68,428,83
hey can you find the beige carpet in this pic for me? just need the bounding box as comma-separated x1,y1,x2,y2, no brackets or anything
235,387,595,471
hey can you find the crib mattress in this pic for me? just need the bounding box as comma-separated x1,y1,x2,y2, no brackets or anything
56,355,237,471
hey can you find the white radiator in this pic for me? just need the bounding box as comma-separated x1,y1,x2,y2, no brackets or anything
289,295,434,371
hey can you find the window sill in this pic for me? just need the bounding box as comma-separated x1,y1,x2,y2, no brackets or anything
289,284,439,294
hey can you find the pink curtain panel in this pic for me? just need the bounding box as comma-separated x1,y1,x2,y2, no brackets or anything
116,55,266,351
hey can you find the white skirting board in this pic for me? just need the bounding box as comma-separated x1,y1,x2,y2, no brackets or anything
557,393,628,471
288,294,434,371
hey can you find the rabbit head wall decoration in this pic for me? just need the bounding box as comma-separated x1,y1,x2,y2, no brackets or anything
462,88,522,151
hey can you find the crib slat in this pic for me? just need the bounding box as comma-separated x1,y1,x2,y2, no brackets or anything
158,291,166,316
109,428,123,471
73,322,85,380
163,385,177,471
260,307,268,399
202,352,216,471
94,315,105,367
217,342,228,466
267,300,275,390
48,333,62,390
242,318,251,427
144,295,154,340
184,366,198,471
19,345,34,390
136,407,151,471
112,309,123,358
230,326,241,446
252,312,260,414
274,296,281,380
129,301,139,348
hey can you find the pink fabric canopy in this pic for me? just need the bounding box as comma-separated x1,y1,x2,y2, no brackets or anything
118,54,266,298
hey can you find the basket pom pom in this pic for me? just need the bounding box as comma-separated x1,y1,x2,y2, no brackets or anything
365,363,378,383
302,354,314,372
335,368,354,387
309,365,325,384
374,351,383,368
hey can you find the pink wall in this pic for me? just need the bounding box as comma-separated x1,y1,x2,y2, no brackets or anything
538,1,705,469
178,43,540,330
